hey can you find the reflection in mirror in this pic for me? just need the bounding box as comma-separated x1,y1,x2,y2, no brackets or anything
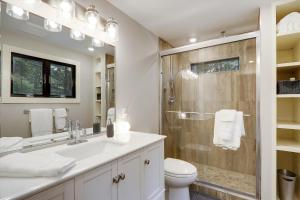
0,2,116,153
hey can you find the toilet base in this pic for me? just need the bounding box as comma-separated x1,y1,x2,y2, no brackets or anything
168,186,190,200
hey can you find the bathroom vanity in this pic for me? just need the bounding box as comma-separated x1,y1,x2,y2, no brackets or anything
0,132,166,200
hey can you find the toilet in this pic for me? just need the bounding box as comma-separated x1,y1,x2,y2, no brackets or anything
164,158,197,200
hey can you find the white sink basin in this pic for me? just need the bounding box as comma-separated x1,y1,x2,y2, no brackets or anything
57,140,123,161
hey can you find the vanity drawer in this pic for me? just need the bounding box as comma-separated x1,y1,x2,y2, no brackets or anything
25,180,74,200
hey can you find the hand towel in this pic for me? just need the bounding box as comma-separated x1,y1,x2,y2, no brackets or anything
30,109,53,137
0,137,23,153
0,152,75,177
213,111,245,150
54,108,67,131
213,110,237,142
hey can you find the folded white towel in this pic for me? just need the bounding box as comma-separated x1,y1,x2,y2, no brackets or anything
0,137,23,153
277,12,300,35
30,109,53,137
54,108,67,131
0,153,75,177
213,111,245,150
213,110,237,141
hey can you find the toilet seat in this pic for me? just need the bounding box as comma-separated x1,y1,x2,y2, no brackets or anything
164,158,197,178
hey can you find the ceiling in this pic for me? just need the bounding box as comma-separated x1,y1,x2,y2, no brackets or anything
108,0,273,47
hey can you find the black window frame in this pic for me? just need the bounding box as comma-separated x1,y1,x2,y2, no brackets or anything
11,52,76,98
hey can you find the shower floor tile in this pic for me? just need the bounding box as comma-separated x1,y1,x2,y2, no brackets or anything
192,163,256,196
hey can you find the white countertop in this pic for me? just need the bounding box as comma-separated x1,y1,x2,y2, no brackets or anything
0,131,166,200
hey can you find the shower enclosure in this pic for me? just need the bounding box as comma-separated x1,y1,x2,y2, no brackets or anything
160,33,260,199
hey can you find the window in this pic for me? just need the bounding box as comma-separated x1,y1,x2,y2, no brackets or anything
191,57,240,74
11,53,76,98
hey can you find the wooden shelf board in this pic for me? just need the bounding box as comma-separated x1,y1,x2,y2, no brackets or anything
277,61,300,70
277,31,300,50
277,139,300,153
277,121,300,130
277,94,300,98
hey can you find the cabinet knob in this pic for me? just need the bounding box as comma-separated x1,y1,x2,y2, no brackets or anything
119,173,126,180
144,159,150,165
113,176,120,183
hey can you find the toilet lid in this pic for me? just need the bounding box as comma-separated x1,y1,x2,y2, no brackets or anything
164,158,197,176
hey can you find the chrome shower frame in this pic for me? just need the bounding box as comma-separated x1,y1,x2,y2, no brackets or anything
159,31,261,200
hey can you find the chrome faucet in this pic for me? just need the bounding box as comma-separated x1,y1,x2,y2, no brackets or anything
67,120,88,145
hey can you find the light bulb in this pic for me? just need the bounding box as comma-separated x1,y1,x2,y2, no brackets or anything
92,38,104,47
59,0,74,19
6,4,29,20
44,19,62,32
106,18,119,41
70,29,85,41
85,5,99,29
88,46,95,52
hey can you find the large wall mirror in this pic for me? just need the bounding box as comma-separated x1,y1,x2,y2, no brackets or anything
0,1,116,152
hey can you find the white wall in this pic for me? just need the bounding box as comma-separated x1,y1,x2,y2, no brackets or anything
0,30,95,138
76,0,160,133
260,2,277,199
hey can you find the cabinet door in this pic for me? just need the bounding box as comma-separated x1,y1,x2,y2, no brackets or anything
75,161,118,200
143,141,165,200
117,151,143,200
25,180,74,200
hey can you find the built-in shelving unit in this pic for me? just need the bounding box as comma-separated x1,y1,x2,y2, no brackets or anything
276,1,300,199
94,71,102,121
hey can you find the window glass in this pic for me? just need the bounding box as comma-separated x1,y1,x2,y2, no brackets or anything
50,63,74,97
191,57,240,74
11,55,43,96
11,53,76,98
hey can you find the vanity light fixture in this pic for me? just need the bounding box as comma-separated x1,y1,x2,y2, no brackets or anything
85,5,99,29
92,38,105,47
44,19,62,32
58,0,75,19
6,4,29,20
70,29,85,41
106,17,119,41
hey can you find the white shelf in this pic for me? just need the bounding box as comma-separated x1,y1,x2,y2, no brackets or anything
277,31,300,50
277,61,300,70
277,121,300,130
96,100,101,102
277,139,300,153
277,94,300,98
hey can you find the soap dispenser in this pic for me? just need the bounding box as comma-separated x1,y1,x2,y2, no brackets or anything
106,119,114,138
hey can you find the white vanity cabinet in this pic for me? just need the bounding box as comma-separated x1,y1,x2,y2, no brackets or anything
75,162,118,200
25,180,74,200
75,141,164,200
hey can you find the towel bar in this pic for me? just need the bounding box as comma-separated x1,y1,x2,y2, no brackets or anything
165,111,251,117
24,108,70,115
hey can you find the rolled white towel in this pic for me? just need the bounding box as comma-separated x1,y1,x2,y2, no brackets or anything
54,108,67,131
0,137,23,153
0,152,75,177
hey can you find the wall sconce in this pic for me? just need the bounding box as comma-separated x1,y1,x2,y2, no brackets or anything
6,4,29,20
85,5,99,29
106,17,119,41
92,38,105,47
58,0,75,19
70,29,85,40
44,19,62,32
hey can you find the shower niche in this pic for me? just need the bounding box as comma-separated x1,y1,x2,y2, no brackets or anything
160,38,257,199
